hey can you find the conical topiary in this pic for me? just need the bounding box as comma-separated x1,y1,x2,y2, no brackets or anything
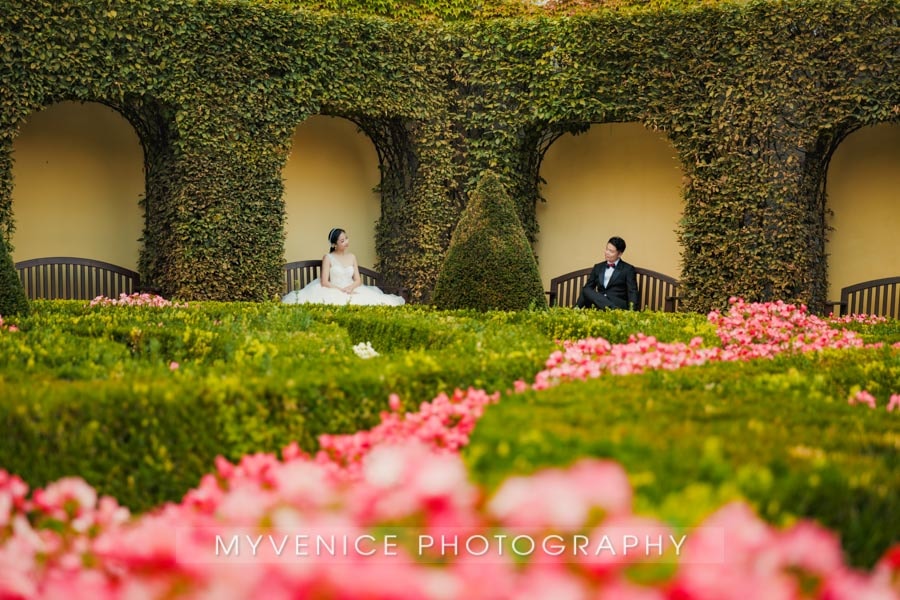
0,235,29,318
432,170,546,311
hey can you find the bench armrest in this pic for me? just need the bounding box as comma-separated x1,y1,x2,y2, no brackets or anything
664,294,681,313
380,285,409,302
823,300,845,316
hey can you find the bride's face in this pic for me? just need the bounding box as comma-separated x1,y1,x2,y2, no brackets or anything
336,232,350,251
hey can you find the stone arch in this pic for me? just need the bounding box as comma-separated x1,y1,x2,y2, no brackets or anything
10,101,144,269
282,115,381,269
534,122,684,289
825,122,900,301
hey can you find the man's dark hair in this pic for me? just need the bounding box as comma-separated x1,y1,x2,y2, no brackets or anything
608,236,627,253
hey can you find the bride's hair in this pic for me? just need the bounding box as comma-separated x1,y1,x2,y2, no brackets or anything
328,228,345,251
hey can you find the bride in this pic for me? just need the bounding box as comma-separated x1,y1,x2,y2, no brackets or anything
281,228,406,306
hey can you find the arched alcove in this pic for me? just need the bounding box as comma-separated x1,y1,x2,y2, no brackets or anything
11,101,144,268
825,123,900,301
282,116,381,268
535,122,684,288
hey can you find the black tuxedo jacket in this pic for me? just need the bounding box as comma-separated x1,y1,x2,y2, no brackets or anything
582,259,640,310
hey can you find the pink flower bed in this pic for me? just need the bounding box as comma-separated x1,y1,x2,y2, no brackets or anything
2,443,898,599
89,293,187,308
527,299,897,408
0,314,19,332
1,299,898,598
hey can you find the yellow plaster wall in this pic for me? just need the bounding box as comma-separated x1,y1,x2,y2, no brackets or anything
282,116,381,269
15,109,892,302
825,123,900,301
10,101,144,269
535,123,684,290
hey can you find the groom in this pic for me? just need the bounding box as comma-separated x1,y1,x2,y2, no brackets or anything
576,236,640,310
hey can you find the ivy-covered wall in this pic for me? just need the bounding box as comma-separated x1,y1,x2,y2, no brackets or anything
0,0,896,309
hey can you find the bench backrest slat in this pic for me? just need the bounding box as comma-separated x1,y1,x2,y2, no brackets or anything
840,277,900,319
15,257,140,301
283,259,381,294
549,268,592,309
548,265,680,312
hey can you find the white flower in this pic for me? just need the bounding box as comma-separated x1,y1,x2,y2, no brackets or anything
352,341,379,359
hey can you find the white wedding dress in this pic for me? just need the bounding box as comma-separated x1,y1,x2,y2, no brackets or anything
281,255,405,306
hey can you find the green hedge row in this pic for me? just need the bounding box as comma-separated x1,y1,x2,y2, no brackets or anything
2,301,897,568
1,301,562,510
465,347,900,567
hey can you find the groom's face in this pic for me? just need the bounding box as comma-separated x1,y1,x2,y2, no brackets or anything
604,243,622,263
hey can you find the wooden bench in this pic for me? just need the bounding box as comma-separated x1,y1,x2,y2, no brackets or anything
284,259,407,300
15,257,141,301
826,276,900,319
547,266,680,312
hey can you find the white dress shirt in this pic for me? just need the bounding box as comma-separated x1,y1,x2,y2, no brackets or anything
603,261,617,288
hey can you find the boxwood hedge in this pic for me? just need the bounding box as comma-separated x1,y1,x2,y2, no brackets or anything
1,301,897,568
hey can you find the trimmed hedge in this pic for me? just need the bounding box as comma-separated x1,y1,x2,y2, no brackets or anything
0,235,28,317
1,0,896,309
0,301,555,510
464,347,900,567
433,170,547,311
2,299,897,562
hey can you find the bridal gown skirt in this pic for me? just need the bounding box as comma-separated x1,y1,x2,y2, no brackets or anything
281,279,405,306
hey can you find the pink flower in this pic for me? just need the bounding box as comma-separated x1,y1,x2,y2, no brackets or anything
0,315,19,333
507,564,590,600
32,477,97,520
533,298,870,391
850,390,877,409
3,295,898,596
887,394,900,413
772,520,845,577
577,514,675,575
0,536,39,598
169,361,180,370
488,459,631,533
820,567,900,600
2,448,897,597
89,292,187,308
597,576,668,600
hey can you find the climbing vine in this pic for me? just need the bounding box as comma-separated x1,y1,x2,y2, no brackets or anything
0,0,895,308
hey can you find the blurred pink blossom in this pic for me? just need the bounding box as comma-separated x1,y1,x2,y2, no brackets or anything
3,298,898,597
89,293,187,308
887,394,900,413
850,390,878,409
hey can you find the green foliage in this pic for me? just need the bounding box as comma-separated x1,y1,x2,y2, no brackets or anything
0,300,554,510
452,0,897,312
835,317,900,345
517,306,718,344
259,0,743,21
0,235,28,318
264,0,498,21
433,171,547,311
1,300,898,563
464,348,900,567
0,0,895,310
